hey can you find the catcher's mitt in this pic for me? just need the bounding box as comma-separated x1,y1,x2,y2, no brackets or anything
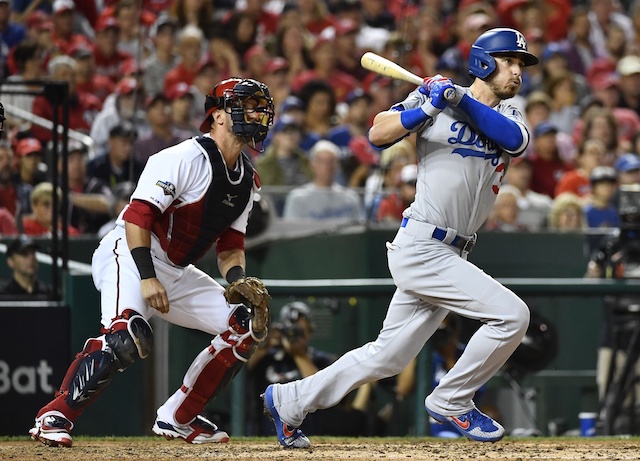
224,276,270,335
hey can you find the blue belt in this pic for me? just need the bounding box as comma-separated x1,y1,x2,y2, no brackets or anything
400,217,476,253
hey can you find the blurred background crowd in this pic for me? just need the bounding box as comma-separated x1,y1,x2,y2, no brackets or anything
0,0,639,240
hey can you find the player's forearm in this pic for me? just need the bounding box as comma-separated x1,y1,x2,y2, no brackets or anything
125,221,152,250
218,248,246,281
368,111,410,148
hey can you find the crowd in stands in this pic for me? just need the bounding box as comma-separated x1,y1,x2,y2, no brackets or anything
0,0,639,238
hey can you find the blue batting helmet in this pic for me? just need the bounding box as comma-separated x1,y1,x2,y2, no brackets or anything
469,28,539,79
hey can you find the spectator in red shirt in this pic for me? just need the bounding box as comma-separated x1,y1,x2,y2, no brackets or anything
243,44,269,79
63,140,112,234
377,164,417,223
291,35,359,102
529,122,573,198
12,137,47,217
555,138,608,198
93,15,135,84
31,55,101,143
298,0,333,36
164,24,204,90
50,0,91,56
72,45,115,104
0,142,17,216
166,82,198,137
21,182,82,237
261,57,291,110
1,40,43,131
333,18,367,82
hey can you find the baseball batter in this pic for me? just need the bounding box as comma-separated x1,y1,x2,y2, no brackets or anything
29,78,275,447
263,28,538,448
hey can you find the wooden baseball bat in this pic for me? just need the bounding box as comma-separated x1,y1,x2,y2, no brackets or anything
360,52,456,100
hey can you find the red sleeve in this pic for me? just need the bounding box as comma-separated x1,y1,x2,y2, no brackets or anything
122,199,161,230
216,228,245,254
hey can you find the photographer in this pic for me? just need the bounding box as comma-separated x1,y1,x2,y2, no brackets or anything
587,184,640,434
247,302,336,435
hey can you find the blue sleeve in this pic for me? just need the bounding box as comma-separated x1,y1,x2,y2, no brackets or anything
457,94,528,153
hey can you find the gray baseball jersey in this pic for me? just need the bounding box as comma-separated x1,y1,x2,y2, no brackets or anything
397,88,528,235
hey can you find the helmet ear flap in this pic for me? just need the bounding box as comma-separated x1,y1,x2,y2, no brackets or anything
204,93,222,113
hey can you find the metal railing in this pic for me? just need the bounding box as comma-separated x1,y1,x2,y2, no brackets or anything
2,101,96,158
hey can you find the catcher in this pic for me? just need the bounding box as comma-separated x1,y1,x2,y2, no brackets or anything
29,78,274,447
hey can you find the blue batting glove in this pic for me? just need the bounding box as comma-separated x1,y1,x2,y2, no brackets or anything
429,79,455,110
419,74,447,96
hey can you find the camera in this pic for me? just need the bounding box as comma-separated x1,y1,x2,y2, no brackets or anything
274,321,305,342
618,185,640,230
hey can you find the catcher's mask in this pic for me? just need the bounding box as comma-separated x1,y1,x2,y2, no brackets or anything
0,102,5,140
200,77,275,151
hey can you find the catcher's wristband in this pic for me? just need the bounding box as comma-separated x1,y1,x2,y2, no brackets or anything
226,265,246,284
131,247,157,280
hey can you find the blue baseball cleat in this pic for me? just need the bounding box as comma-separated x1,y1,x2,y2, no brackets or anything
426,404,505,442
262,384,311,448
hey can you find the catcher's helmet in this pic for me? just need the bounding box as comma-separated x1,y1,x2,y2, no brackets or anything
469,28,539,80
200,77,274,148
0,102,5,141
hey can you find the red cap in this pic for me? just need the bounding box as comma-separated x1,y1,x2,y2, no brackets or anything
244,45,267,62
591,73,619,91
16,138,43,157
166,82,192,100
264,57,288,74
69,43,93,59
115,77,137,95
26,10,50,28
96,16,119,33
334,18,359,36
349,136,379,166
312,36,333,52
121,59,143,76
37,20,54,32
587,59,617,87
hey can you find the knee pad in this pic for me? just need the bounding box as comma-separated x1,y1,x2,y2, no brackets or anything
105,309,154,370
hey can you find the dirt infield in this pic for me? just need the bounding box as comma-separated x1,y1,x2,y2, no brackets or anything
2,437,640,461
